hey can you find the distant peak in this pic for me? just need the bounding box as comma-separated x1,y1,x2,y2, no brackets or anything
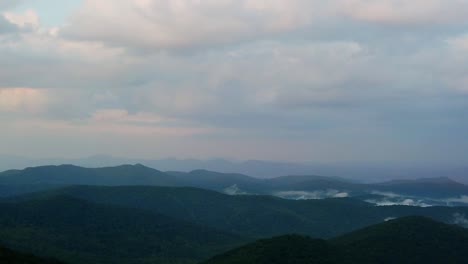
382,177,460,185
412,177,461,185
25,164,81,170
421,176,456,182
189,169,212,174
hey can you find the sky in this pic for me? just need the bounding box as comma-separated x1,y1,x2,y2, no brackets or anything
1,0,468,165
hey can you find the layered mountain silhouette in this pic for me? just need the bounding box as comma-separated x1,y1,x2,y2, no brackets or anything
7,185,468,238
203,216,468,264
1,164,468,203
0,195,244,264
0,164,468,263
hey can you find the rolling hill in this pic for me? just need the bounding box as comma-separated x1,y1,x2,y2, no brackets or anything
10,185,468,238
1,165,467,205
0,195,245,264
0,244,64,264
0,164,178,186
203,216,468,264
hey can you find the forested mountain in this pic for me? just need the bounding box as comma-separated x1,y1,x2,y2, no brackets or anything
0,244,64,264
0,195,245,264
0,164,178,186
203,216,468,264
1,165,468,263
1,165,468,206
9,185,468,238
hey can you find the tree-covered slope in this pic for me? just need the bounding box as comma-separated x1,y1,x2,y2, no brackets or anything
0,195,245,264
203,216,468,264
0,244,65,264
332,216,468,264
202,235,333,264
0,164,178,186
2,165,468,201
11,185,468,239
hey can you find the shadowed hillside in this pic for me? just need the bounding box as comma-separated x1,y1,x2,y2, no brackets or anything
0,245,64,264
203,216,468,264
10,185,468,238
0,195,245,264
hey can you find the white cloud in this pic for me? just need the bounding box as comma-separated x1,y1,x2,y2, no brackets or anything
366,198,433,207
224,184,249,195
3,10,40,30
0,88,49,114
453,213,468,227
274,189,349,200
0,14,18,34
2,0,468,162
340,0,468,26
370,191,402,198
91,109,173,125
0,2,22,12
60,0,468,51
446,34,468,63
61,0,329,50
444,196,468,204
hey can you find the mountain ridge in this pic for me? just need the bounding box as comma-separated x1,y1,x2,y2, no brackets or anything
203,216,468,264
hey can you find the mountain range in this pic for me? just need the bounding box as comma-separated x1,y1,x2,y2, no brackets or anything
1,164,467,207
203,216,468,264
0,164,468,263
1,155,467,183
0,194,244,264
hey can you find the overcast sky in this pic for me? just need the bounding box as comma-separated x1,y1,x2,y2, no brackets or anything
1,0,468,164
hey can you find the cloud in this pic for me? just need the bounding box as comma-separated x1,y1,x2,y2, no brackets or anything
0,2,22,11
444,196,468,204
453,213,468,228
0,14,19,34
0,88,49,114
62,0,318,50
3,10,40,30
370,191,402,198
274,189,349,200
367,191,436,207
340,0,468,26
91,109,169,125
81,108,215,136
60,0,468,52
366,198,433,207
367,192,468,207
2,1,468,163
224,184,249,195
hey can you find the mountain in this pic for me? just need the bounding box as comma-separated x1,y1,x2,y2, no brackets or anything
1,164,467,206
332,216,468,263
372,177,468,198
0,195,245,264
167,169,264,193
2,155,467,184
11,185,468,239
203,216,468,264
0,164,179,186
0,245,64,264
202,235,333,264
0,184,63,197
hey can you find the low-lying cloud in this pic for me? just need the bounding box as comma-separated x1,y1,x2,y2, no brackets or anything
366,191,468,207
453,213,468,228
366,198,433,207
273,189,349,200
223,184,249,195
